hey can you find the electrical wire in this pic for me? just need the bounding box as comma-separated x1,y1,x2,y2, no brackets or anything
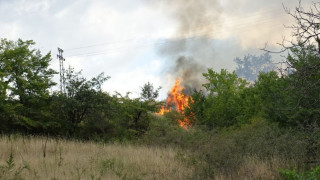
64,8,289,58
64,6,283,52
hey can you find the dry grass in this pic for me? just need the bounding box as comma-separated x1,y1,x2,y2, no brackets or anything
213,156,296,180
0,135,193,180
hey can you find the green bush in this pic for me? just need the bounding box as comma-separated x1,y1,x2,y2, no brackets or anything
279,166,320,180
191,119,314,178
140,113,208,148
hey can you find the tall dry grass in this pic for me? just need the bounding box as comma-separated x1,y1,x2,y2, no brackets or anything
0,135,193,180
212,156,299,180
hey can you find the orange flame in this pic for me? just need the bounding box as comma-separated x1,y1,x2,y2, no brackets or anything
156,79,193,129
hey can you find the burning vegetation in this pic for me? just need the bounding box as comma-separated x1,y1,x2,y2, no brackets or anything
156,79,193,129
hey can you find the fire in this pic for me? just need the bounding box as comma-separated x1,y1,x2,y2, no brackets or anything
156,79,193,129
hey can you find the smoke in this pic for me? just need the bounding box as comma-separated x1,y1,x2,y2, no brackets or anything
169,56,206,93
150,0,222,91
144,0,317,100
163,0,222,37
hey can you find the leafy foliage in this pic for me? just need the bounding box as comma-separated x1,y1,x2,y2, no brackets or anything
0,39,57,133
0,39,163,141
140,82,161,101
49,68,160,140
285,45,320,127
279,166,320,180
187,69,255,129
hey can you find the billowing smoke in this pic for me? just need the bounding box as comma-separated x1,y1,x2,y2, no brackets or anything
169,56,206,94
148,0,223,92
163,0,222,37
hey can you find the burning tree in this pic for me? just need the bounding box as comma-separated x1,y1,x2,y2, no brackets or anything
156,79,194,129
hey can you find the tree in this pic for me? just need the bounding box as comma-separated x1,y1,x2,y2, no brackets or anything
261,1,320,127
234,53,275,81
140,82,161,101
203,69,247,97
255,71,290,126
260,2,320,162
280,1,320,53
190,69,248,129
285,44,320,126
0,39,57,132
255,47,320,162
51,66,111,136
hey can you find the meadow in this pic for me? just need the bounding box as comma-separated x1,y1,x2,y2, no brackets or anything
1,117,320,180
0,135,193,180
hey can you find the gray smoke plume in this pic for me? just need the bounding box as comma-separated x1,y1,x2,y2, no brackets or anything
148,0,223,91
169,56,206,93
163,0,222,37
147,0,315,96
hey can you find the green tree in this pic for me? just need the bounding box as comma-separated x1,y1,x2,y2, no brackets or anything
114,93,151,138
286,44,320,126
261,2,320,163
257,45,320,128
50,66,111,137
105,82,162,140
140,82,161,101
190,69,249,129
255,71,290,126
0,39,57,132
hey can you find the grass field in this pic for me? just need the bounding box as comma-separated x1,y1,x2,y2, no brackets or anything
1,133,316,179
0,135,193,180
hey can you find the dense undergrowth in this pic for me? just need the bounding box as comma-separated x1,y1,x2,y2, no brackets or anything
140,115,320,179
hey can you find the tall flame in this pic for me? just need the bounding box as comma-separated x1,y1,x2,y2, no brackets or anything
156,79,193,129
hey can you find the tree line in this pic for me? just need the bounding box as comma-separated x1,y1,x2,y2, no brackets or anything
0,39,161,140
0,35,319,142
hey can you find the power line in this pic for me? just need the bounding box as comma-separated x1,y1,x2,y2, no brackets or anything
63,6,286,54
64,15,287,58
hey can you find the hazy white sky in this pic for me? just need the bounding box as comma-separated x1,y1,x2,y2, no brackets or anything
0,0,313,99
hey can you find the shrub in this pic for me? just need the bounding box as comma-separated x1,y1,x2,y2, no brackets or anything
279,166,320,180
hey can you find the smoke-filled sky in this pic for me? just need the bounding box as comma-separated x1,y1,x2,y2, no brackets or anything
0,0,314,99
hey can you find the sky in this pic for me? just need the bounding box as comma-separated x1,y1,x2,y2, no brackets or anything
0,0,314,99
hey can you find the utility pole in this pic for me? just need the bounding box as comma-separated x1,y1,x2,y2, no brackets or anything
57,47,66,94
